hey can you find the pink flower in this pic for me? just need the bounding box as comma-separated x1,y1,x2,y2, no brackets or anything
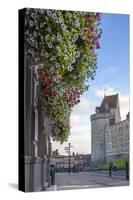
90,26,94,32
84,15,88,20
51,91,56,97
94,13,101,21
88,34,93,41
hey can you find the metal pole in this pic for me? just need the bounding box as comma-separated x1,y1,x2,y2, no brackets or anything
109,163,112,177
48,136,51,187
69,156,70,174
69,143,71,175
126,161,129,180
50,165,55,185
64,142,73,175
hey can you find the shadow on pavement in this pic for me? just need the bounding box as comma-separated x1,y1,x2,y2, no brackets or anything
8,183,18,190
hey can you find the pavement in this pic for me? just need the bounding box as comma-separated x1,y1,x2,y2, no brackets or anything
47,185,57,191
55,171,129,191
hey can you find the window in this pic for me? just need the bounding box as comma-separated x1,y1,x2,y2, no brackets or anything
110,118,115,126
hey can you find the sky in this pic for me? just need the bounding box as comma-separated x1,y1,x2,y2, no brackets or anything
52,13,129,155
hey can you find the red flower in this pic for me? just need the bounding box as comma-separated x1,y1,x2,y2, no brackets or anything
83,28,87,32
51,91,56,97
42,88,48,93
46,79,52,85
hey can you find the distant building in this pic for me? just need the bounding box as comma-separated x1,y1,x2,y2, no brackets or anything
106,113,129,162
52,153,91,171
74,154,91,169
90,94,129,165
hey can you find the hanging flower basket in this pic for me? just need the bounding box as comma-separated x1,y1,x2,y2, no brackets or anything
25,8,102,143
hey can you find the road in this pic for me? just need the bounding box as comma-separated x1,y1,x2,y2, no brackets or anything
55,171,129,191
86,170,127,179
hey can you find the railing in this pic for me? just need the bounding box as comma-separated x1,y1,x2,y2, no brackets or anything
54,161,129,181
108,161,129,180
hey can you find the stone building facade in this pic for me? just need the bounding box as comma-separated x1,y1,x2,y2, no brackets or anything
19,9,52,191
90,94,129,165
52,153,91,171
106,113,129,162
22,54,52,192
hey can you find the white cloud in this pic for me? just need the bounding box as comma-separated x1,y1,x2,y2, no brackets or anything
70,137,91,154
72,96,94,115
52,95,95,155
70,114,81,126
119,93,129,120
70,96,95,138
95,85,117,97
69,95,95,139
95,85,129,120
52,135,91,155
71,124,90,135
52,86,129,155
70,114,90,126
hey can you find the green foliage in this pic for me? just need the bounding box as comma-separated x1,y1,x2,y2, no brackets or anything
97,156,129,169
25,8,102,143
114,156,129,168
97,163,109,170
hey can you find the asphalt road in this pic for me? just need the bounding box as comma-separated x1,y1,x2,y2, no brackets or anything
55,171,129,191
87,170,127,179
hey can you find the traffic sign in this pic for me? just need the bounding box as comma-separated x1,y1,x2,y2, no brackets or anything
64,147,69,150
65,150,70,153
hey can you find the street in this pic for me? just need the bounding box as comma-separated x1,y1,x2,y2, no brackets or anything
55,171,129,191
86,170,127,179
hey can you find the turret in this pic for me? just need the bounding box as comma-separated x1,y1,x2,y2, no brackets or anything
90,94,121,165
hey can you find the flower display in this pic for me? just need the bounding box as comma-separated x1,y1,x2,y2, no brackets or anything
25,8,102,143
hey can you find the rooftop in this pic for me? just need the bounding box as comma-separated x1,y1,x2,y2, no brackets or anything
96,93,118,113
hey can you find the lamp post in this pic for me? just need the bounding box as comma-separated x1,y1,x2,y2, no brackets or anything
64,143,73,174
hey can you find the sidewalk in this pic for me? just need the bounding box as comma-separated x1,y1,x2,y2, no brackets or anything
47,185,57,191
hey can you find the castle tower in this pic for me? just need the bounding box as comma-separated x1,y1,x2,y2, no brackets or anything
90,93,121,165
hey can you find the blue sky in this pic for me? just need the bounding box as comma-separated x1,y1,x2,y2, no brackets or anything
52,13,130,155
88,13,129,99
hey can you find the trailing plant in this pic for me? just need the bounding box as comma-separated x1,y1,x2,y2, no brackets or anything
25,8,102,143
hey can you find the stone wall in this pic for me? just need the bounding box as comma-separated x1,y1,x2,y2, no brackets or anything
90,113,112,164
106,118,129,163
24,55,51,192
90,94,129,166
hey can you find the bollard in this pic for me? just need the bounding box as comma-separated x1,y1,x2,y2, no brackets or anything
109,163,112,177
126,161,129,180
50,165,55,185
